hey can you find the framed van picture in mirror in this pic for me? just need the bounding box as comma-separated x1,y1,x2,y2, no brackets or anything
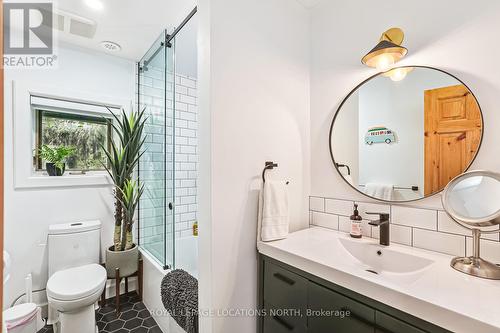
329,66,483,202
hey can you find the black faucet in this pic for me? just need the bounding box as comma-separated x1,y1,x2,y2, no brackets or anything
367,212,390,246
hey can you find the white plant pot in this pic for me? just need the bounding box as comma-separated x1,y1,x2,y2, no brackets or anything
105,244,139,278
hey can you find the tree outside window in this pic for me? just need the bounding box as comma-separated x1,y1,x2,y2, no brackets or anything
35,110,112,171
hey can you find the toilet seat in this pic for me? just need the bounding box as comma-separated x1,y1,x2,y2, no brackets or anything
47,263,106,301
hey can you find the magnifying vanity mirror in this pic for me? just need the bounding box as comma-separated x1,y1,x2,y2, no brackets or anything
329,66,483,202
442,170,500,279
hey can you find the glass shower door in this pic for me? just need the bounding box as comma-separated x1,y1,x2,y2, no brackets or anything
137,31,175,269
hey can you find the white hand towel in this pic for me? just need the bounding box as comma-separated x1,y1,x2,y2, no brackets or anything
257,181,289,242
364,183,394,201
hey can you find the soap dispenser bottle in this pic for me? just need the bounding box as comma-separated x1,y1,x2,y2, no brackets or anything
350,203,362,238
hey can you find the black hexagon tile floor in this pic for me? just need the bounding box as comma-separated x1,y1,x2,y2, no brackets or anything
37,292,163,333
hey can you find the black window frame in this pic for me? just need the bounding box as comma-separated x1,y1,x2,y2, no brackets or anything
35,109,113,172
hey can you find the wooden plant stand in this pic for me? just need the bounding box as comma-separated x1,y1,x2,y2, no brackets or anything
100,258,143,314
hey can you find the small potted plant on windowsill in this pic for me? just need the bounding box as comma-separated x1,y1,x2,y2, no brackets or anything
37,145,76,176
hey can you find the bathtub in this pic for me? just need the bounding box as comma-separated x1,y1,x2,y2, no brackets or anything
140,235,198,333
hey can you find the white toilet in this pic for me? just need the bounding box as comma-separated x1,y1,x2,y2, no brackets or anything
46,220,106,333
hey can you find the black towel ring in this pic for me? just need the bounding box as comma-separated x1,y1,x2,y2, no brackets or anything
262,161,290,185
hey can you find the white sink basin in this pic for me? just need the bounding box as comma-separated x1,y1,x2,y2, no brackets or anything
338,237,434,277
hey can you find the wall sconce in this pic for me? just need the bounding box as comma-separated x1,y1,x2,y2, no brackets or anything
361,28,408,71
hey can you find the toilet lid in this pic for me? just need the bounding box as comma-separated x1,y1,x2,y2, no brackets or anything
4,303,37,324
47,264,106,301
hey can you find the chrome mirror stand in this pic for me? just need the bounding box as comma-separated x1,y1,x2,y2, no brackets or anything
450,228,500,279
442,170,500,280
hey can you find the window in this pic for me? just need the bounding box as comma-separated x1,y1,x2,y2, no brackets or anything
35,109,112,171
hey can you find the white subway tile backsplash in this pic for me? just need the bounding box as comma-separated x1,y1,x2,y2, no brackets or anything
466,238,500,264
437,211,466,235
392,206,437,230
438,211,499,241
309,197,325,212
309,195,499,258
413,228,465,256
361,220,372,238
356,202,390,221
372,224,412,246
325,199,353,216
312,212,339,230
338,216,351,233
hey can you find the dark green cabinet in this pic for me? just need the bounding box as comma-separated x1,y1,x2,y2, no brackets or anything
259,255,451,333
263,302,305,333
375,312,426,333
308,281,375,333
263,258,307,332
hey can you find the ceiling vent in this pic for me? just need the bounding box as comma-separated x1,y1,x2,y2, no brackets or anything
69,18,96,38
52,10,97,39
53,13,65,31
100,41,121,52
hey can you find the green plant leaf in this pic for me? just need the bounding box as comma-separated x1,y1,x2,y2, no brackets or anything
37,144,76,171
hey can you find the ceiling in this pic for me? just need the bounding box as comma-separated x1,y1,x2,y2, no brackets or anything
55,0,196,61
295,0,325,9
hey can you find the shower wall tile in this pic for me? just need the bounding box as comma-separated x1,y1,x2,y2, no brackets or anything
173,73,198,236
138,68,198,247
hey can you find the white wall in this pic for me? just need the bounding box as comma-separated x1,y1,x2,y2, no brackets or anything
198,0,310,332
310,0,500,209
3,44,135,308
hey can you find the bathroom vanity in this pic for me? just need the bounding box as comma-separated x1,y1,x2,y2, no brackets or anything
257,227,500,333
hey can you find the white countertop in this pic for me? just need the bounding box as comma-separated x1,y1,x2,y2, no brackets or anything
257,227,500,333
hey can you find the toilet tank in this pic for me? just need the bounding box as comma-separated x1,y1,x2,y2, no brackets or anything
48,220,101,278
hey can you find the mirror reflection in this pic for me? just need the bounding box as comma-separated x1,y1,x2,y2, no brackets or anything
330,66,483,202
447,176,500,221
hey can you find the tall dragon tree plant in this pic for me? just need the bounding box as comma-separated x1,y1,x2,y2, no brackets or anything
102,108,147,251
119,179,145,250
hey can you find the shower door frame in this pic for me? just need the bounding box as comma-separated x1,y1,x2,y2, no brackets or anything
137,7,197,271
